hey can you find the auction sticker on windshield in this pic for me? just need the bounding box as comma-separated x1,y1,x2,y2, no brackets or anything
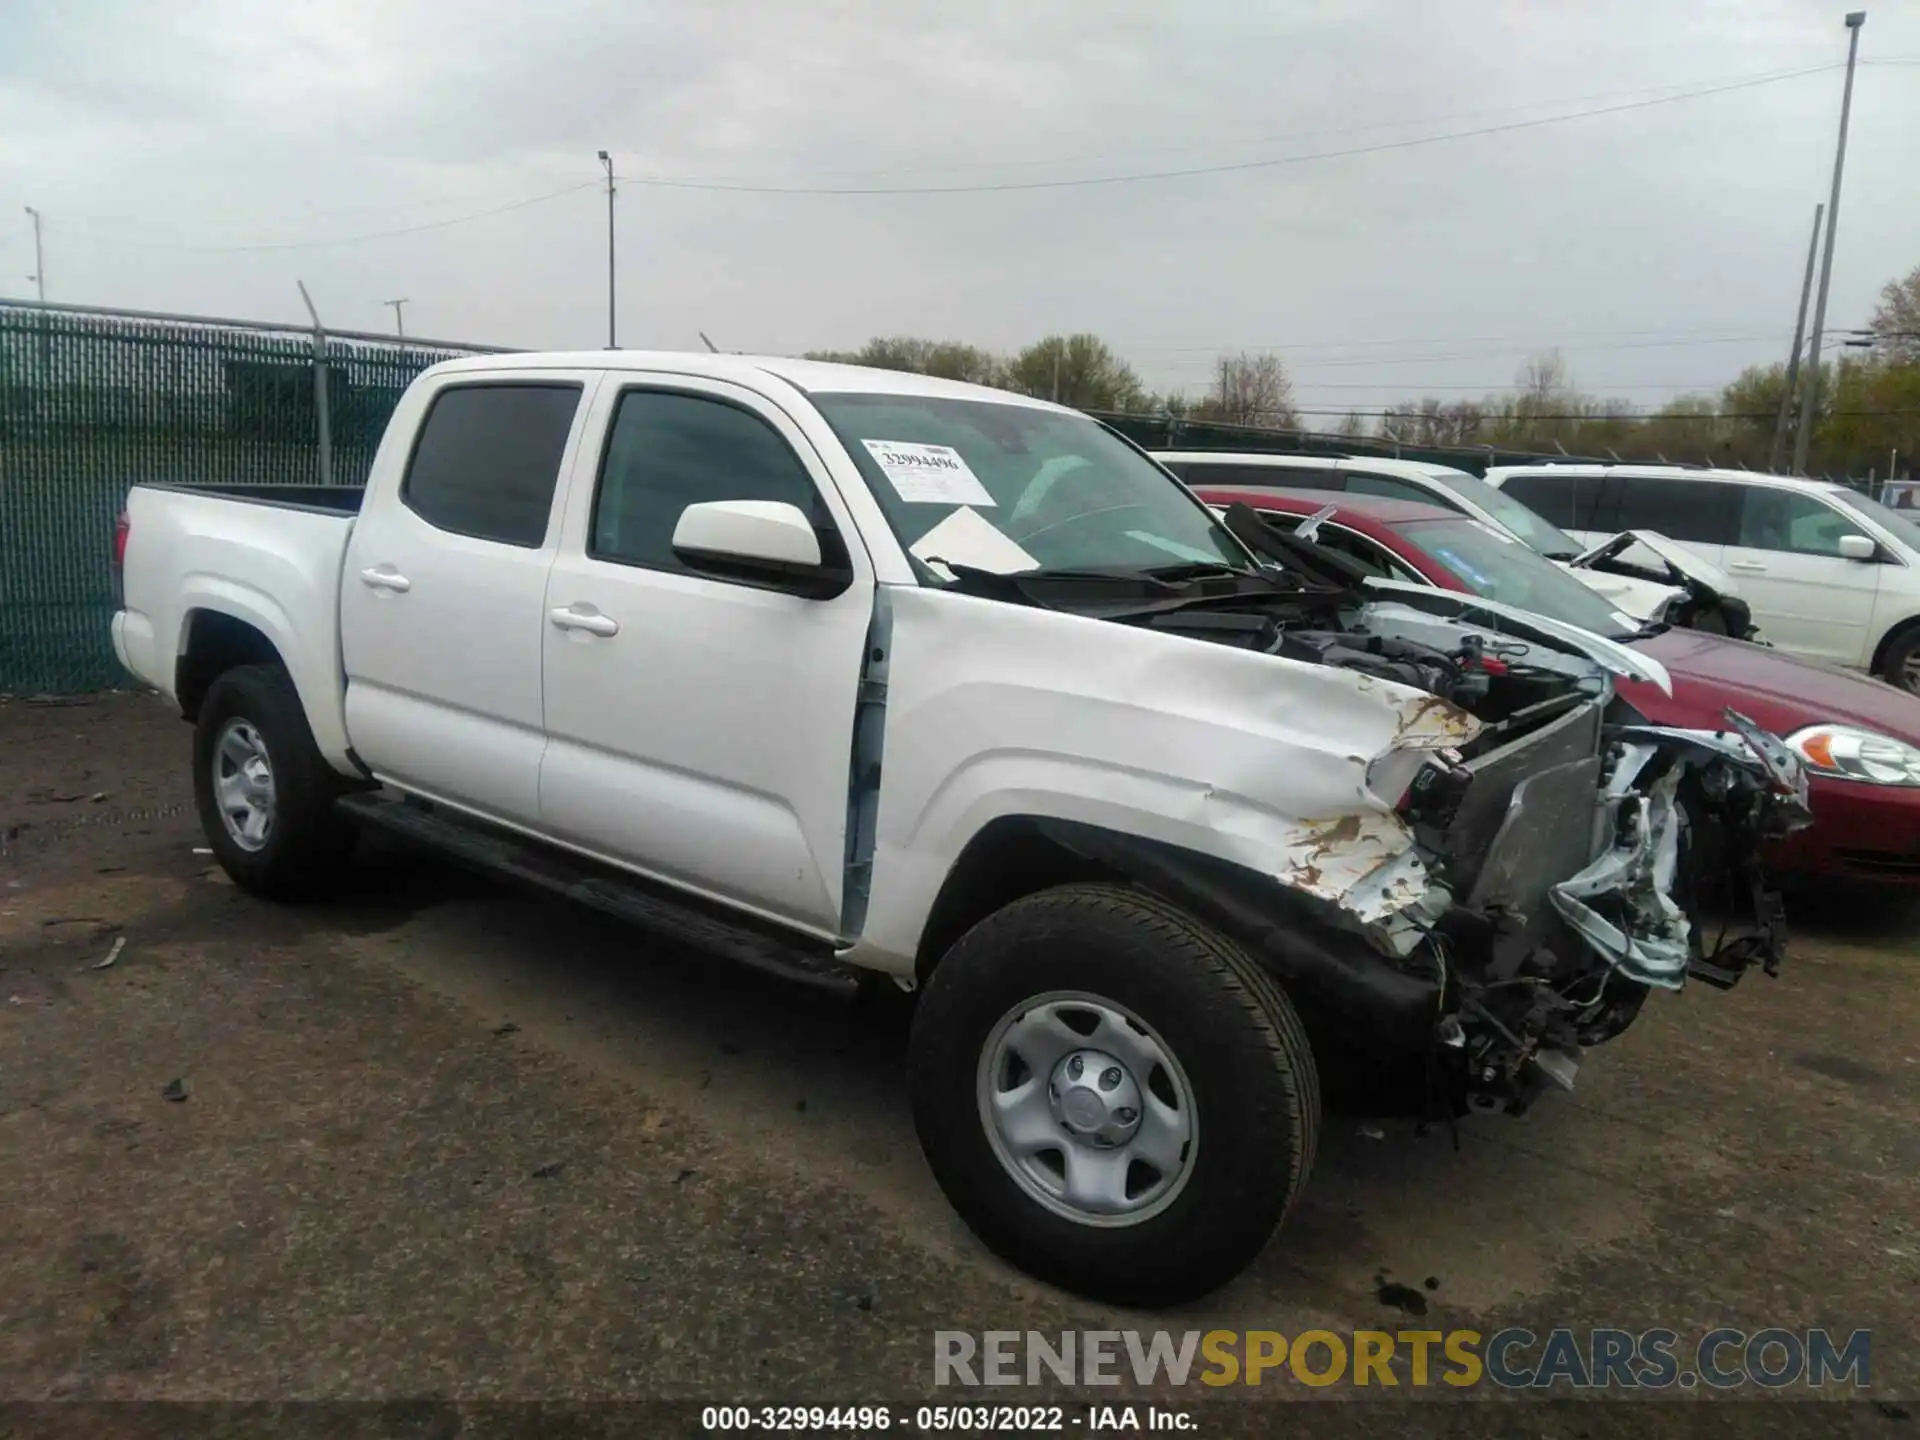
862,439,996,506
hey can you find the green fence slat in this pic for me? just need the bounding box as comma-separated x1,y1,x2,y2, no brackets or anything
0,303,484,694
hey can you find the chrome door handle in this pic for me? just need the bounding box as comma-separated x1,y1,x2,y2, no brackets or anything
550,606,619,637
1726,560,1768,573
359,567,412,592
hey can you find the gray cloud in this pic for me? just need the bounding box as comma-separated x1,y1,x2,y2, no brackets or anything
4,0,1916,410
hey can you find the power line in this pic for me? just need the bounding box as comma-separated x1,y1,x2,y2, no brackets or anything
37,63,1847,254
67,181,602,254
1232,406,1920,420
617,63,1846,185
612,66,1837,196
1289,381,1775,392
1127,324,1789,356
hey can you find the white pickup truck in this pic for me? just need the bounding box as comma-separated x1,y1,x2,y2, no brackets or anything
113,352,1810,1306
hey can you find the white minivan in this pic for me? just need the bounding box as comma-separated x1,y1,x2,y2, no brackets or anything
1485,464,1920,691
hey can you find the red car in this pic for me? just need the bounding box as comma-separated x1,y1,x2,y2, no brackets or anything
1194,485,1920,886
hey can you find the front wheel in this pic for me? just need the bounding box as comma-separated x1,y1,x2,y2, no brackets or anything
908,884,1320,1306
1881,625,1920,695
192,663,358,900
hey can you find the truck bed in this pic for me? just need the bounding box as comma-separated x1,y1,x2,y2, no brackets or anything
116,481,360,770
139,482,366,516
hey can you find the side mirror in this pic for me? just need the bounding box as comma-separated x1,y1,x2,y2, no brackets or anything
671,500,851,597
1838,533,1879,562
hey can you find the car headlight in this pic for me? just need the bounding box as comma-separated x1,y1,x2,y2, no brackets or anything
1783,724,1920,786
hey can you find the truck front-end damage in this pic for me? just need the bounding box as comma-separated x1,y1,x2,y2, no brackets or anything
1386,694,1810,1114
936,508,1812,1119
1188,623,1810,1116
1192,506,1815,1115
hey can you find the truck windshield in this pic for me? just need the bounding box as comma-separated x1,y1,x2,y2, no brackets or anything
1393,516,1638,640
812,393,1251,577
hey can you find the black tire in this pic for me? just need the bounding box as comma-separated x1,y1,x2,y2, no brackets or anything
1880,624,1920,694
908,883,1320,1307
192,663,357,900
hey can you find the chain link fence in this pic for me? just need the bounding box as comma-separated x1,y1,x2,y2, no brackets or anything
0,301,505,694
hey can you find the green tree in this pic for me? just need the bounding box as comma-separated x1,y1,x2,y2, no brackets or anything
803,336,1003,385
1005,334,1145,412
1816,357,1920,479
1870,264,1920,365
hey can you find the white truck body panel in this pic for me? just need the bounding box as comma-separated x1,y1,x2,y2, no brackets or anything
854,583,1481,971
116,485,357,768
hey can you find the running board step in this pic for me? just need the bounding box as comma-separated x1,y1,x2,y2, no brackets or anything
337,793,860,996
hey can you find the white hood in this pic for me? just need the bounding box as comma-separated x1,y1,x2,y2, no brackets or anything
1570,530,1740,599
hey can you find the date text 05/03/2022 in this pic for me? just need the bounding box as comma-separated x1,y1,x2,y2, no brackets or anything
699,1405,1192,1432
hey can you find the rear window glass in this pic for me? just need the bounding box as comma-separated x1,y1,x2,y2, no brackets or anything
1494,472,1602,531
402,384,581,547
1600,476,1738,546
1179,462,1343,492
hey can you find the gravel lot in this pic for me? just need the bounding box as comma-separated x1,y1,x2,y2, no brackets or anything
1,692,1915,1436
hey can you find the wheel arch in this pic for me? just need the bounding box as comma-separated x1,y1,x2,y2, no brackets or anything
912,815,1440,1059
1869,611,1920,683
175,609,288,721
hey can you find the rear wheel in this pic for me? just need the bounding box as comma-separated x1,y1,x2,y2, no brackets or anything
908,883,1319,1306
192,664,357,899
1881,625,1920,694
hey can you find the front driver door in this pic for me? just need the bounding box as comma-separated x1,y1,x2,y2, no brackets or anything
1720,485,1880,666
538,378,875,936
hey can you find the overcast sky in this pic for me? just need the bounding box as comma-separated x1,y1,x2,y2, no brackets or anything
4,0,1918,417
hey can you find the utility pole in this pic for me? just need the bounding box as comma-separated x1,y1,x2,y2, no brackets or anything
1051,345,1062,403
24,206,45,301
597,150,617,348
297,281,334,488
1793,10,1867,476
385,298,409,338
1770,203,1823,473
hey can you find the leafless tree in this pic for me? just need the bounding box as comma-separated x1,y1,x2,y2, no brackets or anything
1196,352,1298,428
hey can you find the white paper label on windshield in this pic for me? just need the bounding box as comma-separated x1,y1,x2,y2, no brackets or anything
861,439,995,507
909,507,1037,580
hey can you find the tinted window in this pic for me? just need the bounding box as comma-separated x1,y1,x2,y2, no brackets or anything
1499,472,1602,530
1347,472,1443,506
1735,487,1867,558
593,390,833,573
1831,489,1920,552
403,384,581,546
1394,518,1634,639
1180,462,1343,492
1599,476,1737,546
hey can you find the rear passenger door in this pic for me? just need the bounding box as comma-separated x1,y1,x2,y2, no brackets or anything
341,374,597,827
1718,485,1880,665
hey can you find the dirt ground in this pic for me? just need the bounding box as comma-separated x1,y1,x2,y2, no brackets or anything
1,692,1915,1437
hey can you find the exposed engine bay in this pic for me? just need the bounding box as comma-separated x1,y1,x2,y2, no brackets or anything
943,502,1812,1118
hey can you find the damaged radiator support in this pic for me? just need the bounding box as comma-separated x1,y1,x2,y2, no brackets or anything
1405,707,1812,1115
